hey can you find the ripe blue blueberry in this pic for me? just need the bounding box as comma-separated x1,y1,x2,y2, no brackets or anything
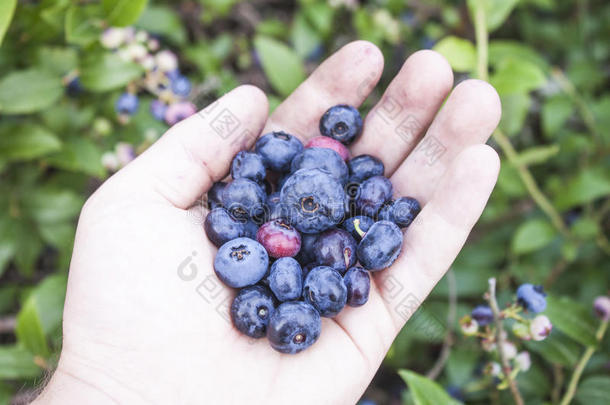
204,207,256,247
290,147,349,185
471,305,494,326
347,154,385,183
303,266,347,317
207,181,226,209
267,301,321,354
213,237,269,288
516,284,547,313
342,215,374,242
231,151,266,184
295,232,319,264
66,77,82,97
355,176,393,217
171,75,192,96
280,168,347,234
230,285,276,338
222,178,266,220
379,197,421,228
150,100,168,121
115,92,139,115
344,266,370,307
313,228,357,274
255,131,303,172
319,104,363,145
357,220,403,271
267,257,303,301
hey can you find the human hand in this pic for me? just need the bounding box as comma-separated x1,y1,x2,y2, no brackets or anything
34,41,501,405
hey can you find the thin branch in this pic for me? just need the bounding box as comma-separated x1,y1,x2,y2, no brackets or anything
487,278,524,405
559,320,609,405
426,269,457,380
472,0,570,237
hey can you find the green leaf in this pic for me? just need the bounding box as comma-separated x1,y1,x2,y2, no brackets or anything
0,216,16,278
525,331,581,366
102,0,149,27
398,370,461,405
513,144,560,166
135,5,186,44
468,0,520,32
446,348,479,387
499,93,531,136
0,69,63,114
35,47,79,75
22,187,84,224
554,168,610,210
0,0,17,46
545,295,598,347
46,136,105,177
0,124,61,162
490,59,547,95
0,345,41,379
497,163,527,197
571,217,599,240
433,36,476,72
13,221,43,278
489,40,550,73
542,95,573,137
291,12,321,59
253,35,306,97
65,4,104,46
511,218,557,254
15,299,49,357
16,274,67,357
576,376,610,405
303,2,335,37
79,53,143,92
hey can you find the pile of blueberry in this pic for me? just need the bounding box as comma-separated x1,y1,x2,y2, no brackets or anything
204,105,421,354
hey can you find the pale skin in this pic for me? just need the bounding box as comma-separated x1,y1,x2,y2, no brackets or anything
34,41,501,405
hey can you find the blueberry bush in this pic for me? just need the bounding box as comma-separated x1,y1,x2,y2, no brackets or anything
0,0,609,404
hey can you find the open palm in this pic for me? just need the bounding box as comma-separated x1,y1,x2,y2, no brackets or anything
35,41,501,405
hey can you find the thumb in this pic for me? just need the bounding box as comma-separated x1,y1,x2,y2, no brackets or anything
117,85,268,209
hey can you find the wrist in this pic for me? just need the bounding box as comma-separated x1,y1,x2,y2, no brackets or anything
32,354,147,405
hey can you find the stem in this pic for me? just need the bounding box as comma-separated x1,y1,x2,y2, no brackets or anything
352,218,365,238
472,0,570,237
559,320,609,405
474,0,488,82
487,278,525,405
551,68,601,143
426,270,457,379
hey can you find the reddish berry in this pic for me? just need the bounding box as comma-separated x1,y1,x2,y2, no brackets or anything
256,219,301,258
305,136,350,161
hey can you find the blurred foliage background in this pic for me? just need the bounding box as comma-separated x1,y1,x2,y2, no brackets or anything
0,0,609,404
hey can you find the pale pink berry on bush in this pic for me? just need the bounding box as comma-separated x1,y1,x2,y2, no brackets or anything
593,296,610,321
156,50,178,72
514,351,531,371
127,43,148,61
101,152,120,171
115,142,136,166
512,322,531,340
140,55,155,71
530,315,552,341
101,28,126,49
135,30,149,43
165,102,197,125
147,38,160,51
460,315,478,336
500,341,517,359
